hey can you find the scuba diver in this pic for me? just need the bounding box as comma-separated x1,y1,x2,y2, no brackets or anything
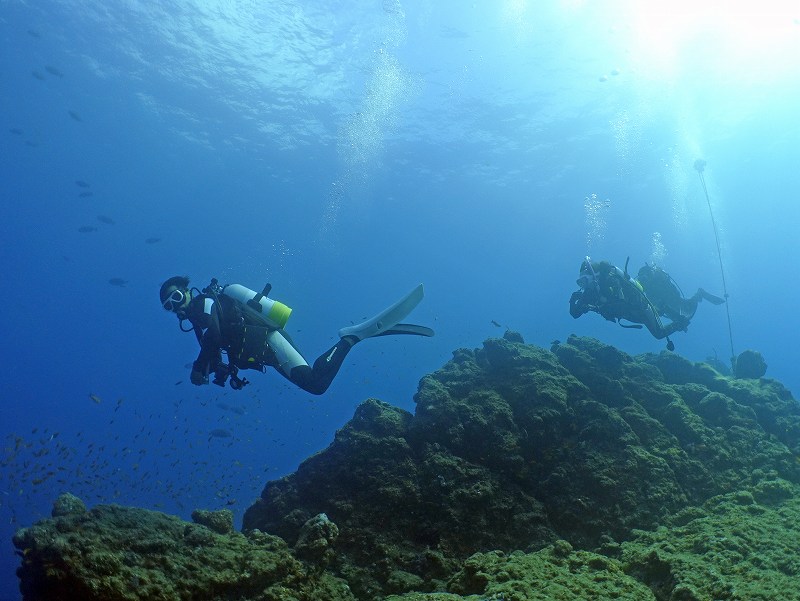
160,276,434,394
569,257,691,350
635,263,725,323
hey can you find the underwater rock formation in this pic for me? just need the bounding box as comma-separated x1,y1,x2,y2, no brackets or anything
733,348,768,379
13,495,355,600
14,335,800,600
243,334,800,598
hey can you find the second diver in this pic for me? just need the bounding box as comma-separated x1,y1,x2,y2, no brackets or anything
569,257,724,350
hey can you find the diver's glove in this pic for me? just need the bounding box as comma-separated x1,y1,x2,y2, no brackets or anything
190,362,209,385
569,291,589,318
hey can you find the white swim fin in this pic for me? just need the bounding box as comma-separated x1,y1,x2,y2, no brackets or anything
339,284,427,341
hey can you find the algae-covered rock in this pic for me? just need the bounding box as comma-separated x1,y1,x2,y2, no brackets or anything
51,492,87,517
382,542,657,600
621,481,800,601
243,335,800,599
16,337,800,601
295,512,339,568
733,349,768,379
445,544,654,600
13,502,355,601
191,508,234,534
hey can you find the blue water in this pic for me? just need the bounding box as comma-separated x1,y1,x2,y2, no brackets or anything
2,1,799,597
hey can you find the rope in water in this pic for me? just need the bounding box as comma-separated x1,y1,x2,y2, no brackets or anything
694,159,736,369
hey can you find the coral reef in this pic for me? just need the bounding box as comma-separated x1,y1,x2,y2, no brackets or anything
14,335,800,600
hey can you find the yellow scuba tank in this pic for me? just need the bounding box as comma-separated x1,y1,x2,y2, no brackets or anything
222,283,292,329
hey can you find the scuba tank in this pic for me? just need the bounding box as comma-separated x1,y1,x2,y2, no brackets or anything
221,283,292,329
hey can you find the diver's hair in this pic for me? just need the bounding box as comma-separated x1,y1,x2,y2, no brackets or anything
159,275,190,304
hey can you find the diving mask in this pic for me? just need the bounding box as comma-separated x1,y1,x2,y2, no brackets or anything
163,288,188,312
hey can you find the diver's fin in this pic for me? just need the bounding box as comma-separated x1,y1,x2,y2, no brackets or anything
339,284,425,341
374,323,435,337
699,288,726,305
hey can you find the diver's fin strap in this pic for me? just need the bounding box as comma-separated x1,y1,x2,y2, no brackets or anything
374,323,435,337
247,283,273,313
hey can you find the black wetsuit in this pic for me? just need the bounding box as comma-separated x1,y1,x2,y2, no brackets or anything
570,261,687,340
183,288,355,395
636,264,723,322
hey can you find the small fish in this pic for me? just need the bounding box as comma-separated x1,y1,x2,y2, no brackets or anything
75,180,90,188
77,226,97,233
28,29,41,38
145,237,161,244
208,429,233,440
45,65,63,77
31,71,45,80
78,191,94,198
490,320,502,328
97,215,115,224
108,278,127,287
89,393,102,404
9,128,23,135
68,110,82,122
174,380,183,386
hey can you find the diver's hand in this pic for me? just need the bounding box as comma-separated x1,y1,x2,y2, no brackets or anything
569,291,589,318
674,316,690,332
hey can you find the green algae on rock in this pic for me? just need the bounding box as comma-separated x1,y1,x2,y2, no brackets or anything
51,491,87,517
383,542,655,601
733,349,768,379
622,480,800,601
13,494,355,601
191,508,234,535
243,334,800,599
14,336,800,601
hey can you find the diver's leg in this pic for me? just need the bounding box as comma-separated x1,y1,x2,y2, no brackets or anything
643,320,669,340
640,306,687,340
678,296,700,319
267,329,358,395
286,337,356,395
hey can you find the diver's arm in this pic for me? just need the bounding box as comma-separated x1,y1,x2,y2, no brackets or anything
190,298,223,384
569,291,589,318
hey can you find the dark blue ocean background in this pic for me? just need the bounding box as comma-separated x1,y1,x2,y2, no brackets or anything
2,1,799,598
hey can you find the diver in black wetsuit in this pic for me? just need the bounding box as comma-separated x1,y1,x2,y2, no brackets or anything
569,258,725,350
160,276,433,394
635,263,725,323
569,258,689,350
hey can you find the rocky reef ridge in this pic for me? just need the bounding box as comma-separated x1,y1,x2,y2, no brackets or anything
14,335,800,600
